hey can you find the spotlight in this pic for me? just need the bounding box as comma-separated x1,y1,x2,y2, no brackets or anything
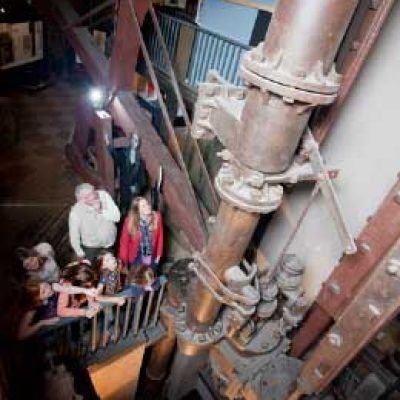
88,87,105,109
0,8,5,14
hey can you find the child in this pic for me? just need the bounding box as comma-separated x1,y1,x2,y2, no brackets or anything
18,280,60,339
94,251,124,296
119,265,166,298
16,242,60,283
57,260,101,318
119,197,163,271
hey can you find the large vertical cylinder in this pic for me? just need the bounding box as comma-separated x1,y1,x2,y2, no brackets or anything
262,0,359,83
238,90,313,173
186,202,260,331
237,0,360,173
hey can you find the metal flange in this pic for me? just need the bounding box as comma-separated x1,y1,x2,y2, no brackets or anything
241,44,341,103
215,160,283,214
174,303,225,349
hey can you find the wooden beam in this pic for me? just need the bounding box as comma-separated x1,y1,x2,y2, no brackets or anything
109,0,150,91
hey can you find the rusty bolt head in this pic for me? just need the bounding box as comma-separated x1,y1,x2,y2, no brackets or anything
328,281,341,295
360,242,371,253
327,332,343,347
314,368,324,379
351,40,361,51
369,0,381,10
261,340,270,349
387,260,400,275
368,303,381,318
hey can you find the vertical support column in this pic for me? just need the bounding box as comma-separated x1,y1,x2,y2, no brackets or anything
187,202,260,331
109,0,150,91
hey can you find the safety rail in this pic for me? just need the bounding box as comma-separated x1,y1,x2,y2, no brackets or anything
145,11,250,88
37,280,167,366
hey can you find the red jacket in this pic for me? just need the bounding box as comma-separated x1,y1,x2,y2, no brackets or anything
118,212,164,265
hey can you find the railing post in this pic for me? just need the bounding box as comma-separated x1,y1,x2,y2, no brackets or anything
133,295,144,335
113,304,121,342
143,291,155,328
101,307,109,347
123,298,132,338
91,314,98,352
151,282,166,328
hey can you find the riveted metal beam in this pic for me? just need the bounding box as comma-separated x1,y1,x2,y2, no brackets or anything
293,238,400,396
292,177,400,357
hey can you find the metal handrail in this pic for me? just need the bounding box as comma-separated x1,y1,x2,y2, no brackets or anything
145,11,250,88
155,12,250,49
36,279,167,365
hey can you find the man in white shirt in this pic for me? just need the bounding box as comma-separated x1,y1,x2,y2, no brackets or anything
69,183,121,261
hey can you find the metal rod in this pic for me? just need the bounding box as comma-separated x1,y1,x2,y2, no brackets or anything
113,304,120,342
148,5,219,211
286,388,303,400
186,202,260,330
133,295,144,335
63,0,115,30
305,129,356,254
143,291,155,328
101,307,109,347
91,313,98,352
151,282,165,328
123,298,132,338
269,183,320,281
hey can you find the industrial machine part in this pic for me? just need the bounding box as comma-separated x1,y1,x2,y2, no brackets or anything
290,239,400,397
167,0,360,398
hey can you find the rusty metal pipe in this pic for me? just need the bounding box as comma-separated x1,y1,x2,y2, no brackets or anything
146,334,176,381
239,90,313,173
262,0,359,90
238,0,360,173
186,202,260,330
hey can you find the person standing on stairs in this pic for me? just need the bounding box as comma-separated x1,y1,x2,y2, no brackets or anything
69,183,121,262
118,197,163,274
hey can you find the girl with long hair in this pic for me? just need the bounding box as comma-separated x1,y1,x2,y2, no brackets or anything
118,197,163,271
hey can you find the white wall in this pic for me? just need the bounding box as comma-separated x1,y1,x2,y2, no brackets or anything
258,2,400,301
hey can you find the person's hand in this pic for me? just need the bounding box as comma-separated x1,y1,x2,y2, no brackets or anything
85,288,98,297
41,317,60,326
92,198,101,212
85,306,100,319
115,297,126,306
